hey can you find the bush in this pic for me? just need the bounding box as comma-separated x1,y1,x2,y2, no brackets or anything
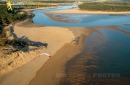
78,3,130,12
0,5,27,26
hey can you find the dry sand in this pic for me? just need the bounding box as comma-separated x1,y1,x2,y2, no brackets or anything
0,20,75,85
51,8,130,14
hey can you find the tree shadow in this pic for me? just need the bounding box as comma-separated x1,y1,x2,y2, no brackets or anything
0,26,3,34
5,26,48,53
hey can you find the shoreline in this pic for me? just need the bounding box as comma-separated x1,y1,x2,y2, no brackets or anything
28,25,130,85
1,19,129,85
0,13,75,85
0,17,95,85
28,28,93,85
50,8,130,14
1,5,130,85
28,35,86,85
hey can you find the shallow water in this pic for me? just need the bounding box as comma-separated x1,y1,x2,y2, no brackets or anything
86,29,130,76
60,28,130,85
118,25,130,32
32,4,130,27
32,4,130,85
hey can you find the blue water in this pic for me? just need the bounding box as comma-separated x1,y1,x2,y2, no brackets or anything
118,25,130,32
85,29,130,77
60,29,130,85
32,4,130,85
32,4,130,27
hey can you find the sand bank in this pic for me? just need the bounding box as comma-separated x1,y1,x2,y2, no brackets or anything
0,20,75,85
51,8,130,14
28,37,85,85
28,24,130,85
44,13,80,23
28,28,94,85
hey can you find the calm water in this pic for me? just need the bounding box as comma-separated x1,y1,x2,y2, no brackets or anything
32,4,130,27
118,25,130,32
91,29,130,77
85,29,130,77
32,4,130,85
60,28,130,85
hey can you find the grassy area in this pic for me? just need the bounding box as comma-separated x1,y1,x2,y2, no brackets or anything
78,3,130,12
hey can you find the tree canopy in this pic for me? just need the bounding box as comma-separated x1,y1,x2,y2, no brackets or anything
78,3,130,12
0,5,27,26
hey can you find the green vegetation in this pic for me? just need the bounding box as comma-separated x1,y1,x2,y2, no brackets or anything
0,5,27,26
12,5,53,9
35,1,75,3
78,3,130,12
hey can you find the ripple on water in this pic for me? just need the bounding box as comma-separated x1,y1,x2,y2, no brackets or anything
60,28,130,85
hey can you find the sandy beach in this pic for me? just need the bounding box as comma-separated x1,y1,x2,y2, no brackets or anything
0,19,75,85
51,8,130,14
0,18,94,85
0,5,130,85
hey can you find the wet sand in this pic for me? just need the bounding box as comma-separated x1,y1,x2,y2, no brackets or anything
28,26,95,85
59,26,130,85
29,25,130,85
29,36,86,85
44,13,80,23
